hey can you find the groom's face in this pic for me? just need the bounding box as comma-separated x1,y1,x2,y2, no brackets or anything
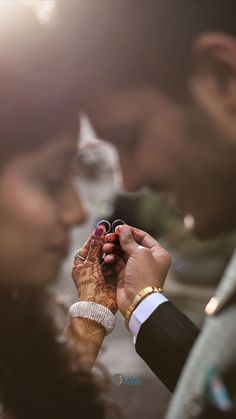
83,78,236,240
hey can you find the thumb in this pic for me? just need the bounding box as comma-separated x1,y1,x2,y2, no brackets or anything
115,224,140,256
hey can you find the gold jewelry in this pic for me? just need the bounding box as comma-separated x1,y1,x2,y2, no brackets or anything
125,286,163,328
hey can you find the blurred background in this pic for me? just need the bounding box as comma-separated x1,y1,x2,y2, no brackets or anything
8,1,236,418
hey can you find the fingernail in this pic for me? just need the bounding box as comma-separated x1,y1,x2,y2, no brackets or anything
96,219,111,233
115,226,121,234
116,224,130,235
95,226,104,237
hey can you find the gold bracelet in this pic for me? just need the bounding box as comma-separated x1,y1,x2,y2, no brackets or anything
125,286,163,328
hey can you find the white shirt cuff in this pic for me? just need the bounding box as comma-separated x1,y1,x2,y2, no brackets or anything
129,292,168,344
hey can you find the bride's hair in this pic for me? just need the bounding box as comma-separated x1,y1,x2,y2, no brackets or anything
0,287,119,419
0,5,120,419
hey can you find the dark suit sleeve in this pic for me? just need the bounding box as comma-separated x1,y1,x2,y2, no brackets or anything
135,301,200,392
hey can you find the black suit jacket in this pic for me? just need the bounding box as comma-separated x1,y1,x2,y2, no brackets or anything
135,301,200,392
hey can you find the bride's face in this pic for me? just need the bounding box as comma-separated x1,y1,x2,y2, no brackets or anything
0,128,87,286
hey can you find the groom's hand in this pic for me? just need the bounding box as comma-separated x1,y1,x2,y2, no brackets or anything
103,225,171,316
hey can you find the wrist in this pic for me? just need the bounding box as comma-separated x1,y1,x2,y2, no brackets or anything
65,317,106,369
70,317,106,336
124,286,163,328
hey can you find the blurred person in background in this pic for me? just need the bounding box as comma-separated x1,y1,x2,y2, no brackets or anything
0,3,122,419
53,1,236,418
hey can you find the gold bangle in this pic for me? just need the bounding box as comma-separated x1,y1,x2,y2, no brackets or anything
125,286,163,327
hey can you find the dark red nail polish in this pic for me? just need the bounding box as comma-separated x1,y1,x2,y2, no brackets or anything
95,226,104,237
96,219,111,233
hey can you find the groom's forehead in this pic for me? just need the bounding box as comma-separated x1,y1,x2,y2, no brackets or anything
81,86,176,149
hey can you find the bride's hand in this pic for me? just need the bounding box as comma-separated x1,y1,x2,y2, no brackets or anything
72,226,118,314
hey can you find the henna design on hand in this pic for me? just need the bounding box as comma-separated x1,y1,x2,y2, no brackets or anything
72,227,118,314
64,317,106,369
